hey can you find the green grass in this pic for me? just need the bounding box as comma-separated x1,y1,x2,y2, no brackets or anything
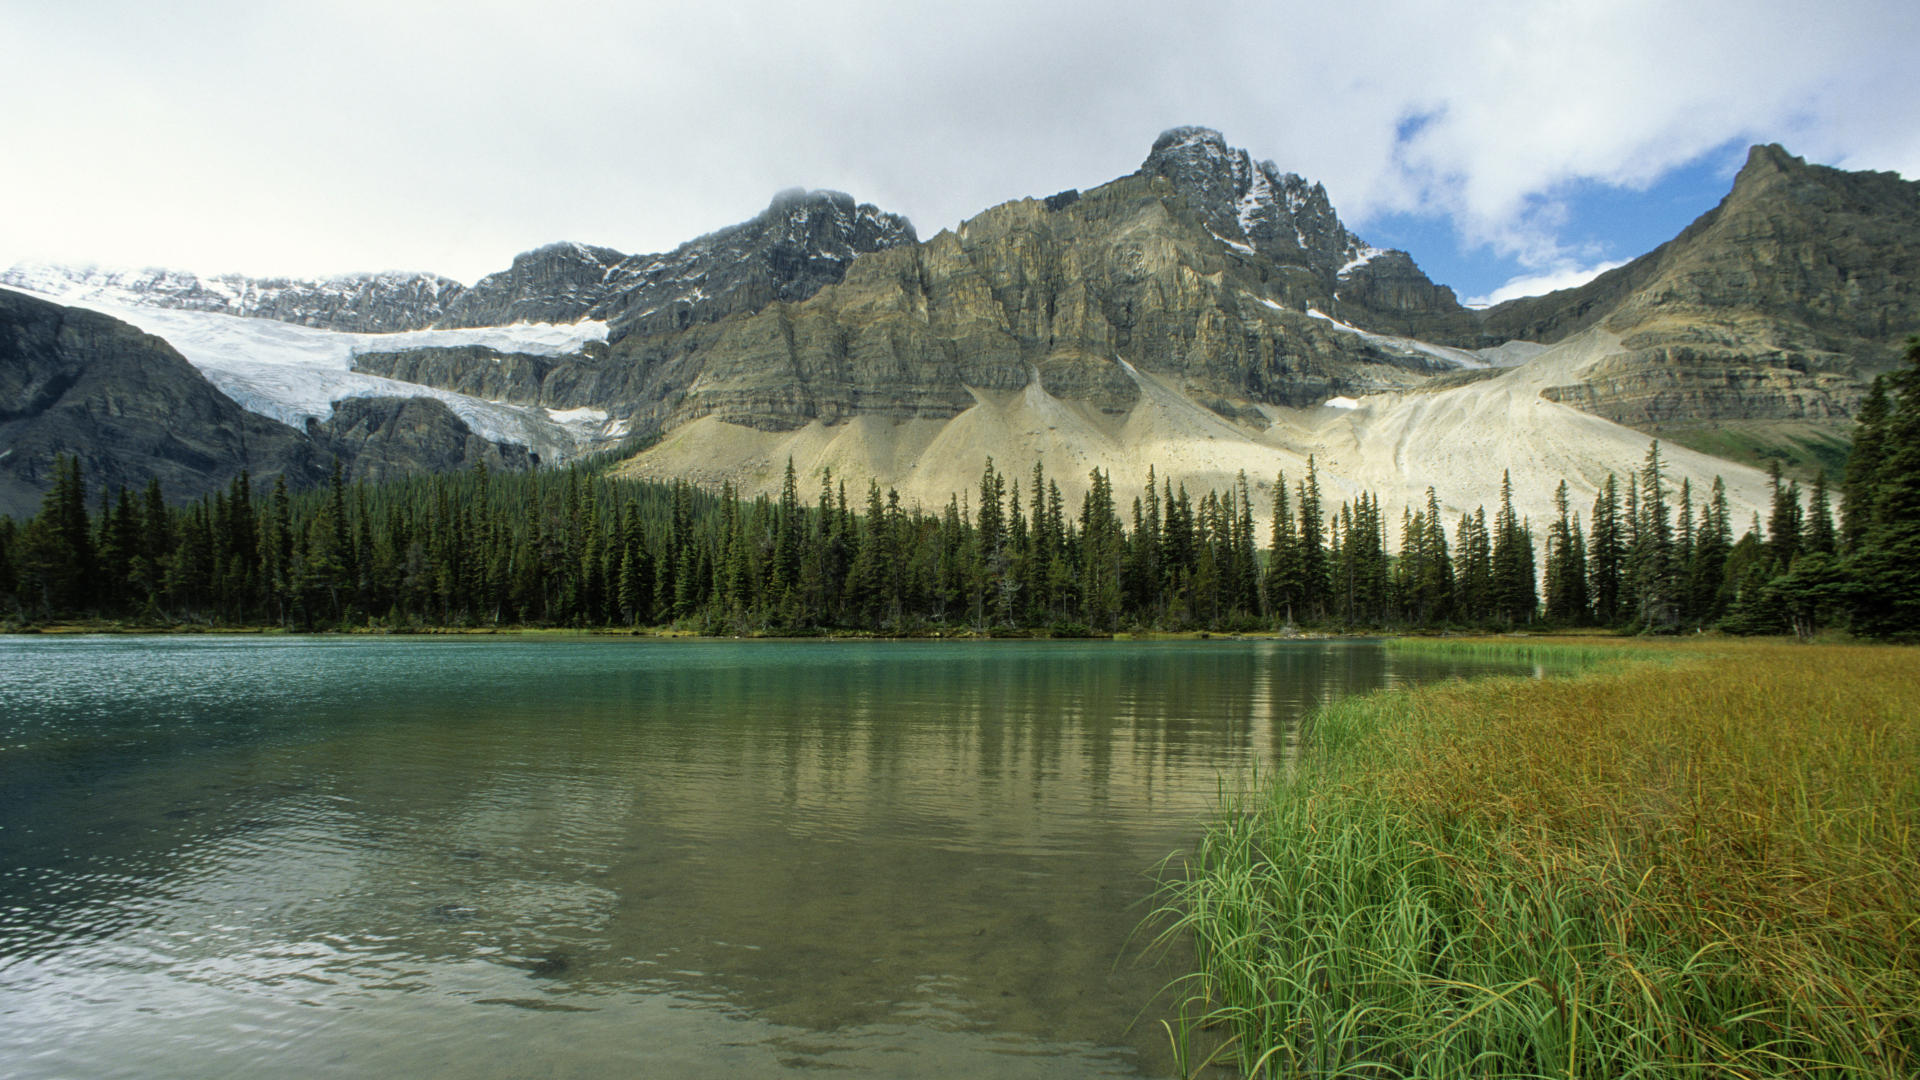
1155,639,1920,1077
1645,420,1853,482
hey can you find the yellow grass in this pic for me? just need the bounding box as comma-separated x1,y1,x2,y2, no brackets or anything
1161,638,1920,1077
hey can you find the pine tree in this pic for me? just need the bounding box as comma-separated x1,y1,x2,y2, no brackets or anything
1456,508,1493,624
18,455,98,614
1587,473,1622,625
1634,441,1678,629
1849,337,1920,636
1765,460,1802,572
1840,375,1889,553
1417,488,1454,623
1489,471,1534,624
1804,471,1836,557
1265,471,1299,625
1544,480,1588,624
1297,456,1327,621
1688,477,1734,625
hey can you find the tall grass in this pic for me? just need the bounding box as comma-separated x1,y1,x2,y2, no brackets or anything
1156,640,1920,1077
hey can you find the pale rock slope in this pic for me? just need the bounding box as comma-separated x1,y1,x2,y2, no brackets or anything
621,326,1776,537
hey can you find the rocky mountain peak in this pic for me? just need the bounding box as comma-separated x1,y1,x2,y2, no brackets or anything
1137,125,1467,337
1140,126,1375,272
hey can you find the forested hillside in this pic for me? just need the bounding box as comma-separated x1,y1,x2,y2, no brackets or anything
8,333,1916,637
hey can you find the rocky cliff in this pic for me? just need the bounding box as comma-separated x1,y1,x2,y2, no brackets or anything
439,190,917,341
1484,144,1920,427
313,397,535,484
359,132,1489,442
8,129,1914,517
1137,127,1481,342
1,289,539,516
0,288,324,517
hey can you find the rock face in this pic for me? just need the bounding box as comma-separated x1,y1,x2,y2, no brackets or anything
1484,144,1920,424
590,172,1459,436
0,288,322,518
0,289,539,517
441,191,918,342
350,345,624,412
1137,127,1480,342
8,129,1914,515
337,147,1479,442
310,398,535,484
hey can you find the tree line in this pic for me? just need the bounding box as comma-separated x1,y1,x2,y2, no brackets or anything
4,339,1917,638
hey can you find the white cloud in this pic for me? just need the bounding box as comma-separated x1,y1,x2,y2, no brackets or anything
0,0,1913,285
1466,260,1631,308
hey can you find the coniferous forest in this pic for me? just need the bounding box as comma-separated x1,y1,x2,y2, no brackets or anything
5,340,1918,639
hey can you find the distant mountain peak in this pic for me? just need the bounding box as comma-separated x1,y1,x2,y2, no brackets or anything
1132,125,1464,334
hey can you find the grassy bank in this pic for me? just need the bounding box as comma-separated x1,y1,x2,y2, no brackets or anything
1157,638,1919,1077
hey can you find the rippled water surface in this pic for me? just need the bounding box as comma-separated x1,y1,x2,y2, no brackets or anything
0,636,1537,1077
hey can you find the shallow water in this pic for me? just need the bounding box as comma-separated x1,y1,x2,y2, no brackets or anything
0,636,1535,1077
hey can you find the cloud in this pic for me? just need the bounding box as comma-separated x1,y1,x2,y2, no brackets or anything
1466,260,1630,308
0,0,1913,285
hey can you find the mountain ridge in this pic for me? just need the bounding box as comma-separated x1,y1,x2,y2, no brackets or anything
3,128,1911,526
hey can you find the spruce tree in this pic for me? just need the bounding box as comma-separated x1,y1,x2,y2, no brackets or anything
1840,375,1889,552
1588,474,1622,624
1297,457,1327,621
1849,337,1920,636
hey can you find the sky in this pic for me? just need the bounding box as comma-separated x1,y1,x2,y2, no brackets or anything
3,0,1916,306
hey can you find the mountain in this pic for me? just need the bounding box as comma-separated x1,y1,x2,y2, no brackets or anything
1,189,915,341
437,190,916,340
1137,126,1479,343
1,263,466,334
1,288,322,518
5,128,1911,533
0,289,539,518
1479,143,1919,472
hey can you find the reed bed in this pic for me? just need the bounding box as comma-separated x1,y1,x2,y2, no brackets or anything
1157,639,1920,1078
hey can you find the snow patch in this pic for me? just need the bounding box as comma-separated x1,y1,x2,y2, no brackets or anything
1306,308,1489,369
350,321,608,358
546,406,609,425
1235,164,1274,242
1207,228,1257,256
1337,246,1380,277
1323,397,1362,410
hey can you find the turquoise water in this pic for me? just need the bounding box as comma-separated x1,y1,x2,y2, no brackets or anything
0,637,1535,1077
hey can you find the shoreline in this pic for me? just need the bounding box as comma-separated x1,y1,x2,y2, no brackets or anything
1158,636,1919,1075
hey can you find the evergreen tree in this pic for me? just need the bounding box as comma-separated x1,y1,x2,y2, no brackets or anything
1489,471,1535,624
1633,441,1678,629
1265,471,1299,625
1804,471,1836,557
18,455,97,613
1456,509,1493,624
1544,480,1588,624
1765,460,1802,572
1840,375,1889,552
1849,337,1920,636
1587,473,1623,625
1687,477,1734,625
1297,456,1327,621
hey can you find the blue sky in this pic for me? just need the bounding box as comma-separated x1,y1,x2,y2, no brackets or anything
1363,141,1753,304
1,1,1914,306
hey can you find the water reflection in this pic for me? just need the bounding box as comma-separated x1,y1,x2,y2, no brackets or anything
0,637,1539,1078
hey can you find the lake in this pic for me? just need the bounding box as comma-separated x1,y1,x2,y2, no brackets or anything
0,636,1538,1077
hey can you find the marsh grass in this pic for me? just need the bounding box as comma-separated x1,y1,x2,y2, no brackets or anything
1156,639,1920,1077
